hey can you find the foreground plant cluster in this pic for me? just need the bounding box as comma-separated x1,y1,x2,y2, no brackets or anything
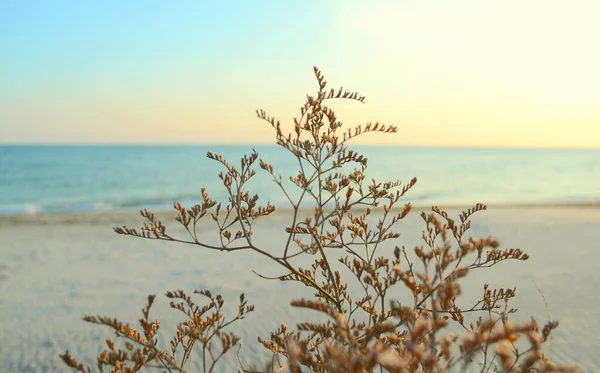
62,68,580,373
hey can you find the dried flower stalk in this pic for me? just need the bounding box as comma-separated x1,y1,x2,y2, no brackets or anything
62,67,581,373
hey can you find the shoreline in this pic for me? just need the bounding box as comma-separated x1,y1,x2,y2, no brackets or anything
1,201,598,226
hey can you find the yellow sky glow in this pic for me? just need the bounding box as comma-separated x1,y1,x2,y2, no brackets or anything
1,0,599,148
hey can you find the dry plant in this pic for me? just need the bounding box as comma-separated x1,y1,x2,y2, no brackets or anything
62,67,581,373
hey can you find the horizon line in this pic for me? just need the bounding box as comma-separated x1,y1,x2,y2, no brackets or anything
1,142,599,151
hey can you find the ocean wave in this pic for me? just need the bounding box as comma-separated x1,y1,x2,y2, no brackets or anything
0,204,42,215
2,194,598,216
0,192,290,215
0,202,115,215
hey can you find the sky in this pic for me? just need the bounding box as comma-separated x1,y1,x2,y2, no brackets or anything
1,0,599,148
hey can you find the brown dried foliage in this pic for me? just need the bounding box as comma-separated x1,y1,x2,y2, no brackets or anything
62,67,581,373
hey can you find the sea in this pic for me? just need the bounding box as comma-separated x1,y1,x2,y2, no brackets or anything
1,145,599,215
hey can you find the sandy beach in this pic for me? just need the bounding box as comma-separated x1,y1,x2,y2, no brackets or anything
1,205,599,372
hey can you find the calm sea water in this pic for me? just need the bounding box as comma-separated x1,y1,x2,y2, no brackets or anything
1,145,599,215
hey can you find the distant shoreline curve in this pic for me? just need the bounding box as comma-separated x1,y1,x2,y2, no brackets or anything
1,201,598,227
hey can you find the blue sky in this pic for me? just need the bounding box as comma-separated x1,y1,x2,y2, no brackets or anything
1,0,599,148
1,1,335,97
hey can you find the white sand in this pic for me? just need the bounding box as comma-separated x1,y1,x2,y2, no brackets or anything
1,206,599,372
